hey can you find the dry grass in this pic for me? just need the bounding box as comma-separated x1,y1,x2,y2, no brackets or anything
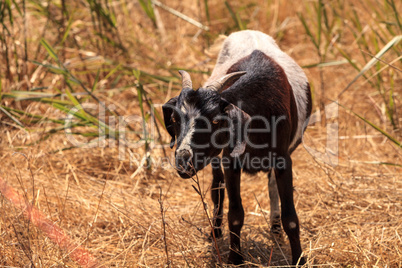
0,0,401,267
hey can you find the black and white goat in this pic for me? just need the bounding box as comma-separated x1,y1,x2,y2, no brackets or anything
163,30,312,265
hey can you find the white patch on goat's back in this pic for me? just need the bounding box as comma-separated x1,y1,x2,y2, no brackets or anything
204,30,309,150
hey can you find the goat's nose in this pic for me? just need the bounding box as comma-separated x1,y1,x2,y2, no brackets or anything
176,149,192,169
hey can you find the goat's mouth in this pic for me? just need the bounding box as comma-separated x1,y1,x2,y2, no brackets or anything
175,153,198,178
176,165,197,179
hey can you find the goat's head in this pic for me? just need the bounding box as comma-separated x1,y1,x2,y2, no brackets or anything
163,70,250,178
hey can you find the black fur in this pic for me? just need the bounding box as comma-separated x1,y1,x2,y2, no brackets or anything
163,49,311,265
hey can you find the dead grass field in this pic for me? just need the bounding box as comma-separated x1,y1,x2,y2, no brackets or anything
0,0,401,267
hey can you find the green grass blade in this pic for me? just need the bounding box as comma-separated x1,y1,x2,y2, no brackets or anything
302,59,351,68
138,0,156,27
1,105,72,125
0,106,25,127
103,64,122,82
31,60,68,75
317,0,322,48
0,76,2,102
60,15,74,45
92,69,100,92
11,0,22,15
204,0,210,24
62,84,111,132
225,1,242,30
298,13,319,49
64,86,82,108
52,103,91,123
340,35,402,95
387,0,402,30
334,44,361,71
40,39,60,63
337,102,401,148
322,1,330,31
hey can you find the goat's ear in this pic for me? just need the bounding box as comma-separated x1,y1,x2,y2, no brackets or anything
162,97,178,148
224,103,250,157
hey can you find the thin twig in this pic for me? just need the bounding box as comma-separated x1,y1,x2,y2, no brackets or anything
253,193,289,266
361,50,402,72
11,222,36,267
158,187,171,267
190,167,223,267
86,176,108,246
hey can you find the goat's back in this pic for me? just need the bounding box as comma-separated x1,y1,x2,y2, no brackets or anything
205,30,311,151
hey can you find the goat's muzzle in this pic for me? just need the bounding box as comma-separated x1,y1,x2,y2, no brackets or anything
175,149,195,178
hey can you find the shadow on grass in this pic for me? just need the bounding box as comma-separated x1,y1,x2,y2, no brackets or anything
204,225,293,267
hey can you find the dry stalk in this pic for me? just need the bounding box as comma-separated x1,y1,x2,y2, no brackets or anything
190,166,223,267
12,153,36,264
180,216,206,236
268,247,273,266
163,217,192,267
152,0,209,31
361,50,402,73
85,175,108,250
11,222,36,267
253,193,289,266
158,186,171,267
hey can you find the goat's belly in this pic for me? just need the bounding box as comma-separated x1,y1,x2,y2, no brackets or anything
229,149,286,173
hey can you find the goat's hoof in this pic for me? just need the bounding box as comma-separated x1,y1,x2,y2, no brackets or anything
293,256,306,266
209,228,222,240
228,253,244,265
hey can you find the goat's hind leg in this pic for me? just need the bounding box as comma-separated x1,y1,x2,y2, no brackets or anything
275,156,305,265
268,168,281,234
211,157,225,238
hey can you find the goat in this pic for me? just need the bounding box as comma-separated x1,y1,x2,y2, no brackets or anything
162,30,312,265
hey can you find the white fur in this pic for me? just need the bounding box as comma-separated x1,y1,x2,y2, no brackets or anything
176,103,199,157
233,220,241,226
204,30,309,150
268,169,280,226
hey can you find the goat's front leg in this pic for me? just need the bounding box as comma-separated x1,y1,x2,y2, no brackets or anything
211,158,225,238
224,162,244,265
275,155,305,265
268,168,281,234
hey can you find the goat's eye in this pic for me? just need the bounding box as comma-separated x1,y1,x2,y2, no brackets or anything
212,120,219,124
171,116,176,123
